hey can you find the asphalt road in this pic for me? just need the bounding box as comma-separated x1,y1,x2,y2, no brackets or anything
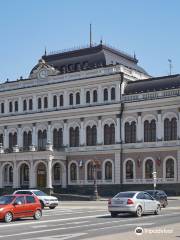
0,197,180,240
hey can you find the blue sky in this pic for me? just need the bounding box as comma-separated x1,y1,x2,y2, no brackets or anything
0,0,179,81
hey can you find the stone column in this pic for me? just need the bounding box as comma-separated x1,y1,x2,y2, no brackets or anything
47,121,52,144
157,110,162,141
33,95,37,111
18,96,23,113
63,120,68,147
13,162,18,189
64,90,68,107
32,123,36,146
80,118,85,146
97,116,103,144
17,124,22,147
116,82,120,101
114,152,121,184
4,100,8,114
4,126,8,148
98,85,102,103
47,159,52,189
29,161,35,188
48,92,52,109
178,108,180,140
137,112,142,142
80,88,85,105
116,114,121,143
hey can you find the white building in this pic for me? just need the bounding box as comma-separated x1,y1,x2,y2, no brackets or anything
0,43,179,195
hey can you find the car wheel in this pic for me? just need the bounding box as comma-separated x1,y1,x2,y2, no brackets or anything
163,200,168,208
135,206,143,217
154,205,161,215
33,210,42,220
111,212,118,217
40,201,45,209
49,206,56,209
4,212,13,223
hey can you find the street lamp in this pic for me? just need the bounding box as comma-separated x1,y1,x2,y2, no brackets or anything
91,159,100,200
152,171,157,190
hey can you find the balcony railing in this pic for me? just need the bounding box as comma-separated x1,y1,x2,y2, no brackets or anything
123,178,177,184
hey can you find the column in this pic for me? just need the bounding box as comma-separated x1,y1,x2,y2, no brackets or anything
116,82,120,101
13,162,18,189
4,99,8,114
80,88,85,105
62,164,67,188
97,116,103,144
47,159,52,189
178,108,180,140
17,124,22,147
63,120,68,147
32,123,36,146
137,112,142,142
48,92,52,109
33,95,37,111
18,96,23,113
29,161,35,188
80,118,85,146
98,85,102,103
4,126,8,148
47,121,51,143
157,110,162,141
114,152,121,184
116,114,121,143
64,90,68,107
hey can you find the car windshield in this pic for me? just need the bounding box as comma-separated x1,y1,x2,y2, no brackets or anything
145,191,155,195
114,192,136,198
0,196,15,205
33,190,47,196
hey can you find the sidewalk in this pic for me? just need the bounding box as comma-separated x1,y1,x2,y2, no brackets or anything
83,222,180,240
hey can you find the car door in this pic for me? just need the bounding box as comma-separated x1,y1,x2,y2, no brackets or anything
136,193,145,212
25,196,37,217
13,196,26,218
144,193,156,212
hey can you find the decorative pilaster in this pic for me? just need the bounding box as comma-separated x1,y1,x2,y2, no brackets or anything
157,110,162,141
80,118,85,146
98,85,102,103
63,120,68,147
32,123,36,146
13,162,18,189
47,121,51,143
116,114,121,143
29,161,35,188
17,124,22,147
47,159,52,189
33,95,37,111
97,116,103,144
137,112,142,142
4,126,8,148
80,88,85,105
178,108,180,140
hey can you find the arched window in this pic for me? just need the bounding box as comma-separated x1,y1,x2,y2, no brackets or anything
23,99,27,111
53,163,61,181
1,103,4,113
86,126,91,146
69,93,73,105
126,160,134,179
53,128,63,149
131,122,136,143
38,98,42,109
111,87,115,100
44,97,48,108
171,118,177,140
29,99,33,110
110,124,115,144
92,126,97,146
0,134,3,145
9,132,17,149
104,88,108,101
166,159,174,178
104,124,109,145
70,163,77,181
53,95,57,107
105,161,112,180
144,120,156,142
87,162,93,180
76,92,80,105
60,95,64,106
4,164,13,185
145,159,153,179
14,101,18,112
75,127,79,147
38,130,47,150
23,131,32,149
93,90,98,102
104,124,115,145
9,101,13,112
86,125,97,146
20,164,29,186
86,91,90,103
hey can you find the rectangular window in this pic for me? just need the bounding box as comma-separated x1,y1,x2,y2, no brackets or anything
1,103,4,113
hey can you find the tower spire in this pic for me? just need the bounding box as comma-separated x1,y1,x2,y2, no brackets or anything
44,46,47,56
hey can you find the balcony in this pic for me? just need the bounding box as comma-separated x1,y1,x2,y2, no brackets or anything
123,178,177,184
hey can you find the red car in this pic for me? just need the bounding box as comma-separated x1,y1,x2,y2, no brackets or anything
0,194,42,223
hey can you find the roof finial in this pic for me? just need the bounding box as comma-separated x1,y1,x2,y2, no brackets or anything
133,51,136,59
168,59,172,75
100,36,103,45
44,46,47,56
90,23,92,47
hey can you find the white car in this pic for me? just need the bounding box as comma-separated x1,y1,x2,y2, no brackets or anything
108,191,161,217
13,189,59,209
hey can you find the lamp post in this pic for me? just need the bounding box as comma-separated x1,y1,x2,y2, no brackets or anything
152,171,157,190
91,159,99,200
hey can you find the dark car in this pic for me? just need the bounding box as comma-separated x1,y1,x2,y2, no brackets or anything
145,190,168,208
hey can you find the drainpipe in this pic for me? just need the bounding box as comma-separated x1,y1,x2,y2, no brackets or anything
119,72,124,186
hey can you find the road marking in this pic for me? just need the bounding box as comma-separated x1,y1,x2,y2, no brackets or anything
31,221,90,229
24,233,87,240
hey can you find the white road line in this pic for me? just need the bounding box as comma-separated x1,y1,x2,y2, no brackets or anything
31,221,90,229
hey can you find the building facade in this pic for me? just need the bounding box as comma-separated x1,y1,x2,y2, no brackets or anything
0,43,180,195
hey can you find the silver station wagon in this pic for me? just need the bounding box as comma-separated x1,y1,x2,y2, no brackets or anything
108,191,161,217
